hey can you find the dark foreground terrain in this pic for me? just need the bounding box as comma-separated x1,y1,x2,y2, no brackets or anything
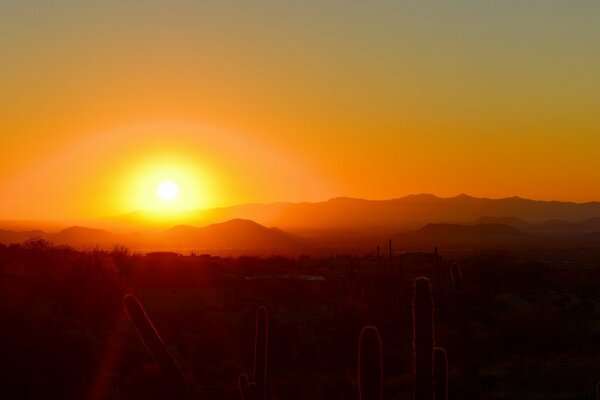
1,239,599,399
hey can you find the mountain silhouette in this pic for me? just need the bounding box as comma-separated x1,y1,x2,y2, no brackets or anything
530,219,588,233
107,194,600,233
51,226,117,246
3,194,600,252
415,223,526,237
0,220,301,251
580,217,600,230
393,223,532,249
0,229,46,244
469,216,533,231
159,219,301,249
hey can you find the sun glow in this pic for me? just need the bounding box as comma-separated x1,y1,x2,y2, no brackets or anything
156,181,179,201
119,154,214,215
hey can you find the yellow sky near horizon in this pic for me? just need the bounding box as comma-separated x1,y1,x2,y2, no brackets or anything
1,1,600,219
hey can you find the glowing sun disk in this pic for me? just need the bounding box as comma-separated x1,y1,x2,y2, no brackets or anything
156,181,179,201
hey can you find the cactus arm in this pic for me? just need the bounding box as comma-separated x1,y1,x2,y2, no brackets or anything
123,294,187,397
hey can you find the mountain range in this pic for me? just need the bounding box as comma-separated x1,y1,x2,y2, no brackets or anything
104,194,600,233
2,194,600,252
0,219,300,252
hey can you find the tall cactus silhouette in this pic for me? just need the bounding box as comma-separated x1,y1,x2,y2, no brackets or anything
358,326,383,400
356,278,450,400
450,263,463,291
239,306,268,400
123,294,187,397
433,347,448,400
413,277,434,400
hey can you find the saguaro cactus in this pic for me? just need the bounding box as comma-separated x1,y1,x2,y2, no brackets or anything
123,294,187,397
239,306,268,400
413,277,434,400
433,347,448,400
450,263,463,291
358,326,383,400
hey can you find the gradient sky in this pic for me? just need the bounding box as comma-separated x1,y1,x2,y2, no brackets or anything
1,1,600,219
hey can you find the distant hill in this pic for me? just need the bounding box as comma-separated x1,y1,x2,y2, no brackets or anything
469,216,533,231
393,223,534,249
581,217,600,230
51,226,117,246
470,216,600,234
0,220,302,251
391,218,600,250
416,223,526,237
158,219,301,249
530,219,588,234
0,229,46,244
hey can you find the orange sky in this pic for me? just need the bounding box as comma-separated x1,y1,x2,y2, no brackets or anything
1,1,600,219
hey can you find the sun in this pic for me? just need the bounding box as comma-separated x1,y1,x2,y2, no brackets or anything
121,155,214,213
156,181,179,202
